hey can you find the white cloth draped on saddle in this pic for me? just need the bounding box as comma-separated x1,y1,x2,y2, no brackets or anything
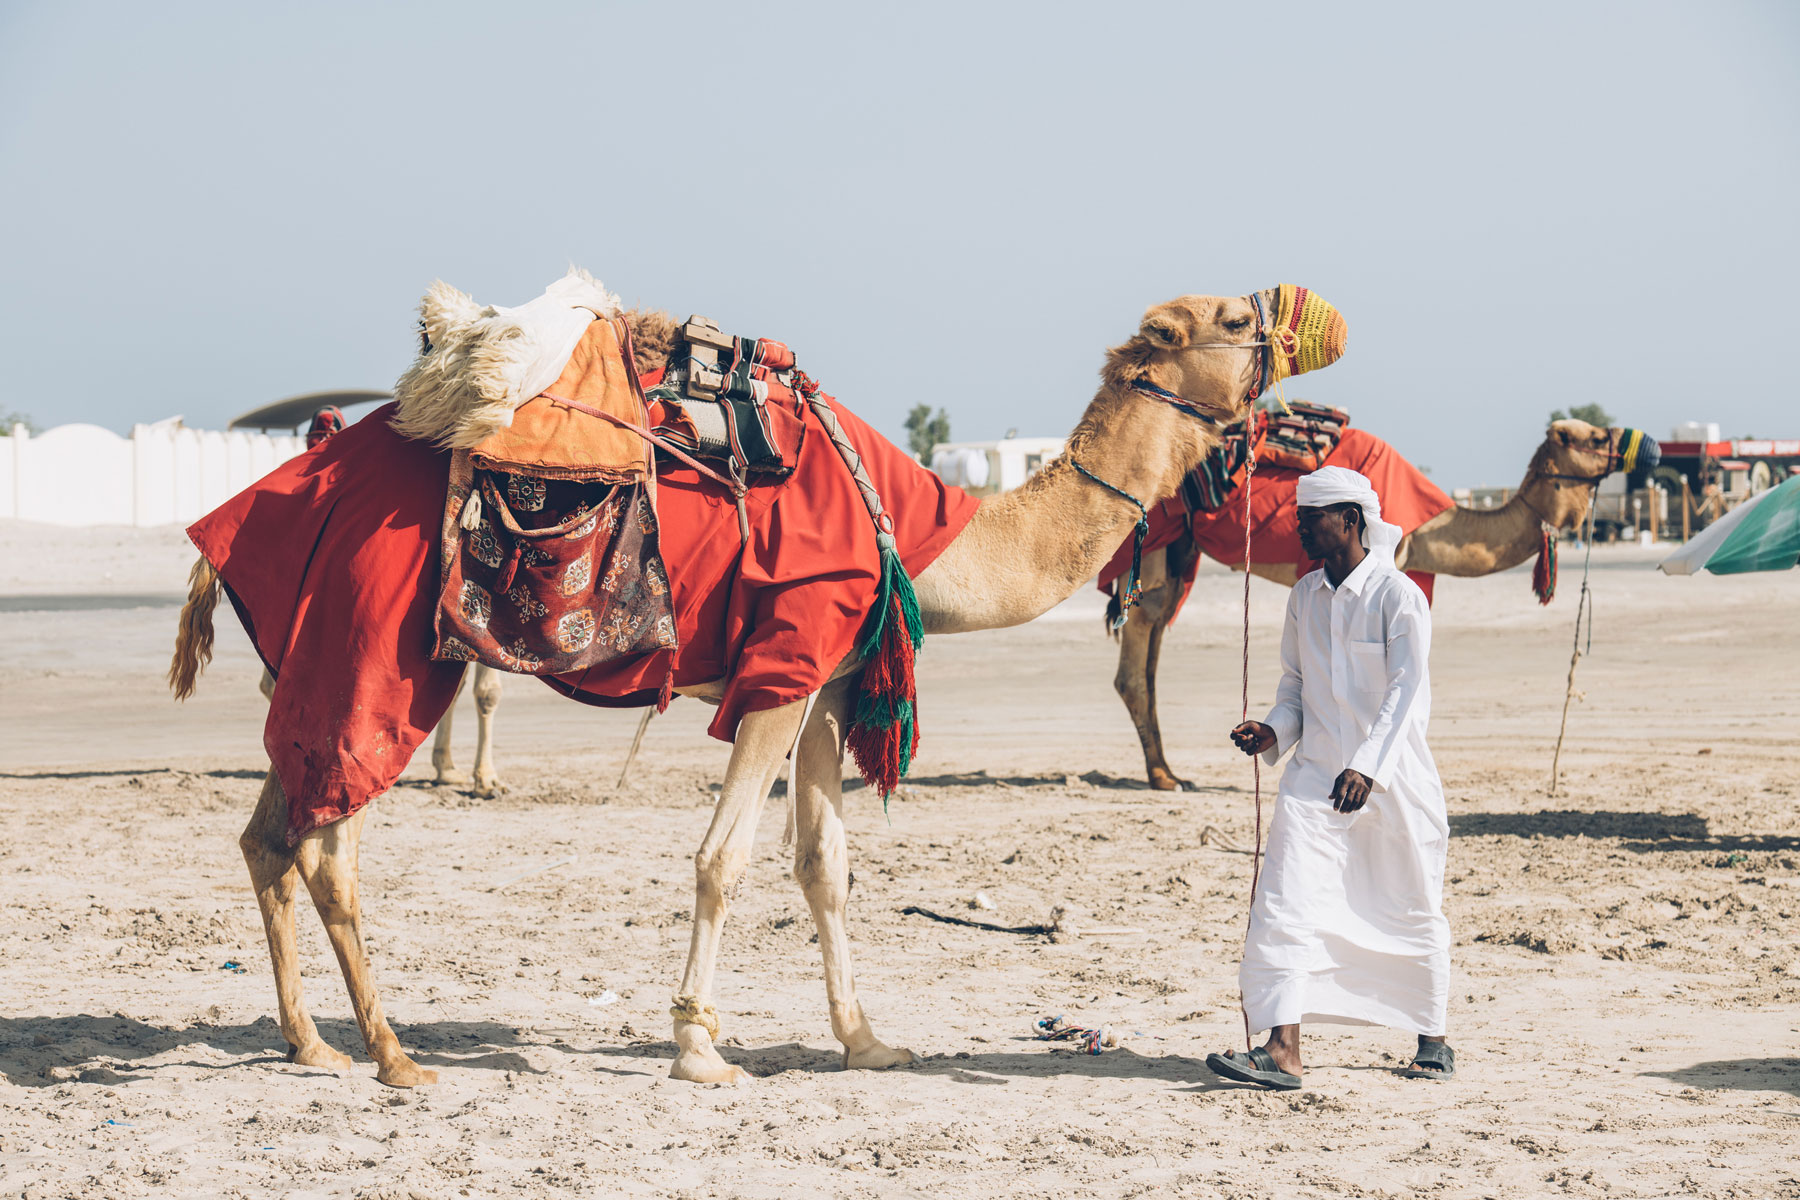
1243,535,1451,1036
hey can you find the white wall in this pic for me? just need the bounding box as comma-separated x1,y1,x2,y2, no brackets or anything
0,420,306,526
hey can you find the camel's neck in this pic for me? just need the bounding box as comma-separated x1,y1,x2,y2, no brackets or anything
1401,461,1594,577
914,383,1213,633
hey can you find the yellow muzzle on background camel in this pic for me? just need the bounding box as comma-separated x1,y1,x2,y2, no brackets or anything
1253,283,1347,397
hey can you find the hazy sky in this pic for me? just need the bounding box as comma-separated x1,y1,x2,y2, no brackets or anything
2,1,1795,487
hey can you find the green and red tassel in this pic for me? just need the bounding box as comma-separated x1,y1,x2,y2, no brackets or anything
1533,524,1557,605
846,532,924,800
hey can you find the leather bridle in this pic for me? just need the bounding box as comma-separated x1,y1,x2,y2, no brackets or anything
1076,294,1272,629
1519,426,1624,529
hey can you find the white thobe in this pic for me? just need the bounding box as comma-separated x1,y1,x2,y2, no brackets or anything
1240,549,1451,1036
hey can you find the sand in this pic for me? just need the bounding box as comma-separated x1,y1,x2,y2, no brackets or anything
1,520,1796,1199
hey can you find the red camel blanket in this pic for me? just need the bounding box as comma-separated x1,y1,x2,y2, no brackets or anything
1097,427,1454,613
191,396,976,846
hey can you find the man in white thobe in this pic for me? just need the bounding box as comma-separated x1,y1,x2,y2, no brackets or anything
1208,466,1455,1090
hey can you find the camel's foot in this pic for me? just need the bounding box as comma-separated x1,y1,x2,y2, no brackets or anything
670,1047,753,1084
433,767,471,787
374,1055,439,1089
1147,769,1192,792
842,1041,916,1071
286,1038,354,1075
472,774,509,799
669,1019,752,1084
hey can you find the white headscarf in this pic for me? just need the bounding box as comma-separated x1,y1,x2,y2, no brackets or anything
1296,466,1404,555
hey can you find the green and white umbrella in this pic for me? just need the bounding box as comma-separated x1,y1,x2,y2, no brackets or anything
1660,474,1800,575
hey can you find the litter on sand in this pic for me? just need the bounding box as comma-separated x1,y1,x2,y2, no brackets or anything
587,991,621,1007
1031,1014,1119,1055
220,961,246,974
900,905,1053,936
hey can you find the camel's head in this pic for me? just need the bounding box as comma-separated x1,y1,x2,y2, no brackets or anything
1530,419,1661,526
1107,286,1347,452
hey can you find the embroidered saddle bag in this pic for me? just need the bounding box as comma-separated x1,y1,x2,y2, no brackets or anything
432,458,676,675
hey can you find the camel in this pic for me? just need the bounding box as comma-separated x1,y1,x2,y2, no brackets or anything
1111,418,1653,791
171,285,1327,1088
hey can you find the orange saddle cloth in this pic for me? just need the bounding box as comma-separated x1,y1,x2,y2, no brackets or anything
470,316,651,482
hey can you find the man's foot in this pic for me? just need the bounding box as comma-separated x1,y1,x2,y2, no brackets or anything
1398,1038,1455,1080
1205,1046,1301,1090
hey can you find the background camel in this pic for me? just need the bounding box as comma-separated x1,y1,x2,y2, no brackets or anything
1111,418,1656,790
171,285,1331,1088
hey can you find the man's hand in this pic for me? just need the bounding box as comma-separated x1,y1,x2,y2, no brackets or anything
1330,768,1373,813
1230,721,1276,757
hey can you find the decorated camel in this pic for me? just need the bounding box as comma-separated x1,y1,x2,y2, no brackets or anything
1102,416,1659,790
170,272,1344,1088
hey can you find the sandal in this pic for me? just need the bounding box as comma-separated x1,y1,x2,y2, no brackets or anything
1205,1046,1302,1091
1399,1042,1456,1080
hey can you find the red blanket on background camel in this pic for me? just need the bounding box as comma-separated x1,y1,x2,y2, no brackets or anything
190,396,975,846
1097,428,1453,613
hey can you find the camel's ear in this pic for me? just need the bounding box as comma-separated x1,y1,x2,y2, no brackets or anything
419,280,481,349
1140,308,1188,349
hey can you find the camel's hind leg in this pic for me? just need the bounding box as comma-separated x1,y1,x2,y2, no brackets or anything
430,665,471,786
1113,539,1197,791
239,770,352,1074
792,679,913,1070
295,809,437,1088
669,697,809,1084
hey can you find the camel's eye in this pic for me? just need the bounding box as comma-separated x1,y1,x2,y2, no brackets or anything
418,321,433,355
1223,316,1252,333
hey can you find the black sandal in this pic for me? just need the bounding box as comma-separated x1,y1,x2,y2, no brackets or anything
1206,1046,1302,1091
1399,1043,1456,1080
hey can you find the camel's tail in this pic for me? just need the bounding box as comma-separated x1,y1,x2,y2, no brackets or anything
1103,585,1123,640
169,557,220,700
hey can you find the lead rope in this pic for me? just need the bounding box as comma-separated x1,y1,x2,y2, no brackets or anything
1548,505,1598,796
1238,442,1262,1054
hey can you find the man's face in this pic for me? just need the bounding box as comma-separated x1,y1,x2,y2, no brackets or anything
1296,504,1359,560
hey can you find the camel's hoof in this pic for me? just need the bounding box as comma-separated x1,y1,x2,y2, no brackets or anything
375,1058,438,1088
433,768,471,787
1147,773,1193,792
670,1052,753,1084
472,776,509,799
843,1043,916,1071
286,1039,354,1075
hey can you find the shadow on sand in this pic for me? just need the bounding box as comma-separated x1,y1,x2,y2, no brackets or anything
1645,1058,1800,1098
1448,810,1800,853
0,1014,541,1089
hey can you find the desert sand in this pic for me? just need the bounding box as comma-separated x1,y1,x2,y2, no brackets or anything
1,520,1796,1199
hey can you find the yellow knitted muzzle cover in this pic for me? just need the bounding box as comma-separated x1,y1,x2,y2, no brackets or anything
1269,284,1348,381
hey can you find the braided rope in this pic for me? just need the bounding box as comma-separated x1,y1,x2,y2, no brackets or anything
794,376,895,546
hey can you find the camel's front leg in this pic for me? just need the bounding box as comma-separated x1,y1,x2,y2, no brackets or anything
792,680,913,1070
470,665,506,797
431,665,471,786
295,809,437,1088
669,698,807,1084
1112,544,1191,790
239,770,352,1074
